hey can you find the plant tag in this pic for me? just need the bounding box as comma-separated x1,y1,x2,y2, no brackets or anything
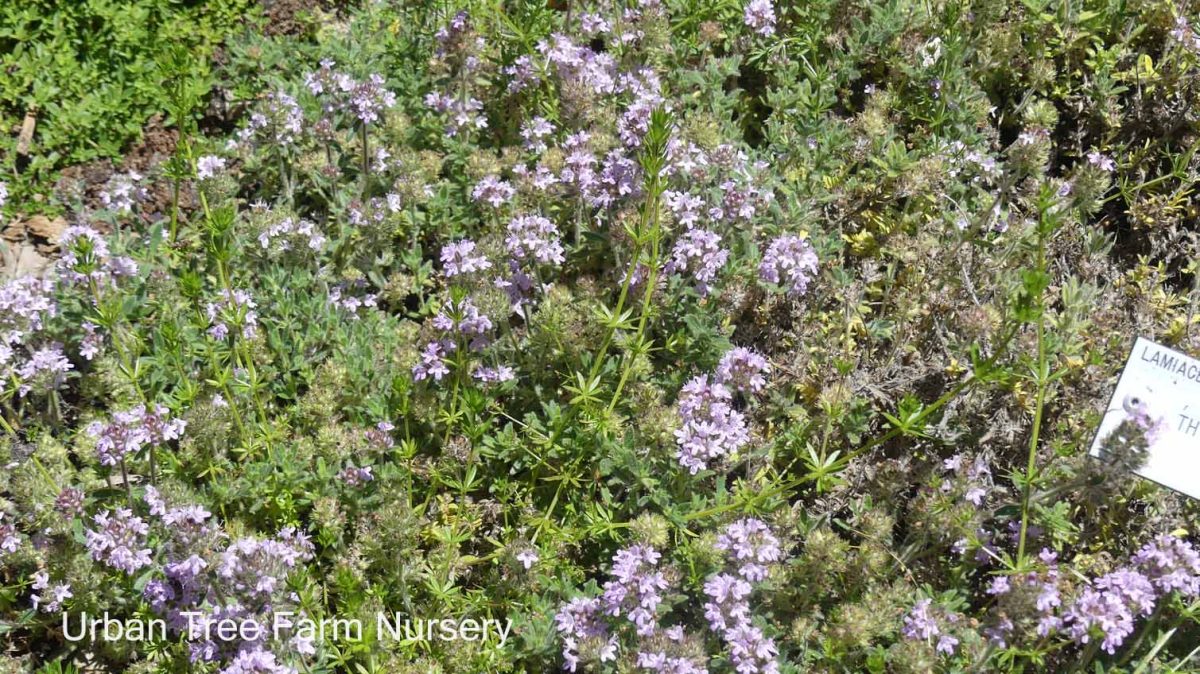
1090,336,1200,499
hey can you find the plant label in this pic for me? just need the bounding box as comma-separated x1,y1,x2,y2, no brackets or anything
1090,336,1200,499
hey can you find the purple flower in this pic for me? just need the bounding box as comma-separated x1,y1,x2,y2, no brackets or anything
99,171,147,214
206,289,259,340
555,596,616,671
521,116,556,153
716,518,781,583
503,55,541,93
516,549,539,569
715,347,770,394
901,599,940,640
674,375,749,474
743,0,777,36
0,513,22,555
506,214,565,266
0,276,56,338
759,235,818,296
724,622,779,674
15,344,72,397
666,227,728,295
54,487,86,518
88,405,186,466
1132,535,1200,597
237,91,304,147
345,74,396,125
1063,568,1156,654
425,93,488,135
58,226,137,287
473,364,516,383
196,156,226,180
328,281,378,319
601,544,669,636
472,175,516,208
30,572,73,613
257,217,326,254
441,239,492,277
338,464,374,487
703,572,753,632
80,322,103,360
85,508,152,574
1086,150,1115,172
412,341,451,382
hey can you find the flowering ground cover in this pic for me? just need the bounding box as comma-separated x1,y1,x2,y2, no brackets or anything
2,0,1200,672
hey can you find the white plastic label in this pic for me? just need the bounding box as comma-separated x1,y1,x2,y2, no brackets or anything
1089,336,1200,499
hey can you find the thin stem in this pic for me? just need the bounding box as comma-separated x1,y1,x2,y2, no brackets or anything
606,176,663,415
360,123,370,199
1017,211,1050,564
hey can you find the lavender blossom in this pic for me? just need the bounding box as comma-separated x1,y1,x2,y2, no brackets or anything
472,175,516,208
30,571,73,613
521,116,556,153
206,289,259,340
85,508,152,574
441,239,492,277
666,228,728,295
555,597,617,672
257,217,326,254
674,375,750,474
99,171,148,214
743,0,777,36
1132,535,1200,597
702,572,753,632
716,518,782,582
328,281,379,319
0,513,21,555
58,226,138,287
715,348,770,394
759,235,818,296
725,623,780,674
196,156,227,180
601,544,669,635
505,214,565,266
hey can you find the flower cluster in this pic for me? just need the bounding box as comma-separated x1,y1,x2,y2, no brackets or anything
714,347,770,394
0,276,66,398
758,235,818,296
441,239,492,277
256,216,326,254
237,91,305,147
743,0,777,36
304,60,395,125
602,545,670,635
555,597,617,672
665,227,728,296
901,598,963,655
715,518,782,582
674,375,749,474
85,508,153,574
674,344,768,474
327,280,379,319
196,155,227,180
99,171,147,214
412,298,498,382
207,289,260,340
703,519,781,674
87,404,187,466
58,225,138,287
941,453,995,506
472,175,516,208
30,572,73,613
0,512,21,557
